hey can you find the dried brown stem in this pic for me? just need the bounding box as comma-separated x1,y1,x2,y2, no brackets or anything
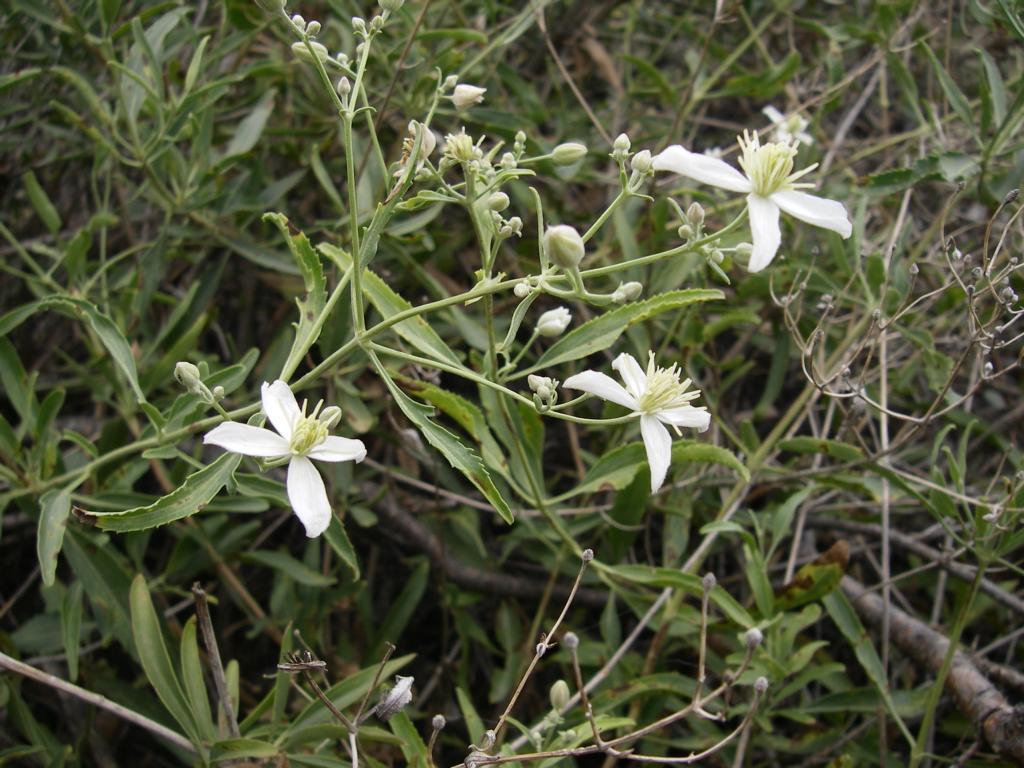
842,576,1024,764
0,650,196,755
191,583,241,738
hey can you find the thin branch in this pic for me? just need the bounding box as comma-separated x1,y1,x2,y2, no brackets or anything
0,650,196,755
191,583,241,738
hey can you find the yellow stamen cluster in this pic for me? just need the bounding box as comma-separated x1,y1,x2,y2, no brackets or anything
288,399,330,455
637,353,702,414
737,130,816,197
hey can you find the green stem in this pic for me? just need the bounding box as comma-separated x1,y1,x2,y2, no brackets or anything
582,189,628,243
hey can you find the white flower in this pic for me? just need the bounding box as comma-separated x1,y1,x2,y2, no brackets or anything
762,105,813,145
535,307,571,337
653,131,852,272
204,381,366,538
562,353,711,493
449,83,486,110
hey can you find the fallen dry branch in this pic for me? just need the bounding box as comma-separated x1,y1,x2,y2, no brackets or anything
842,576,1024,765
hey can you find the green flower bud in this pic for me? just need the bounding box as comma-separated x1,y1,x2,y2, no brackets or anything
549,680,571,712
543,224,585,271
487,191,510,212
304,20,321,36
379,0,404,9
551,142,587,166
291,40,329,64
686,201,705,226
630,149,653,173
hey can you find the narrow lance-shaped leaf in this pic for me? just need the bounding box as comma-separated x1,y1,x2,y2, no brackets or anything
88,452,242,532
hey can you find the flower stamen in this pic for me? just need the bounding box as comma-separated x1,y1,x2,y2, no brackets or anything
737,130,817,197
637,353,702,414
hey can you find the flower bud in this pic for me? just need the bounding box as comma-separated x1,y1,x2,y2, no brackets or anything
549,680,571,711
581,548,594,562
754,676,769,694
552,142,587,166
291,41,328,64
677,224,694,240
514,281,530,298
174,362,203,391
336,77,351,97
500,216,523,238
370,15,384,32
374,676,414,722
352,16,366,34
431,714,446,731
745,627,763,650
449,84,486,110
735,242,752,256
686,201,705,227
611,281,643,304
543,224,585,270
613,133,631,153
527,375,555,396
535,307,571,337
702,572,717,592
212,385,225,400
406,121,436,159
562,631,579,650
442,74,459,91
290,13,305,30
499,152,517,170
487,191,510,212
630,149,653,173
535,642,547,657
304,19,321,36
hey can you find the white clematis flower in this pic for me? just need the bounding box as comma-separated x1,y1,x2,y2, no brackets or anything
653,131,852,273
563,352,711,493
204,381,366,538
762,105,813,145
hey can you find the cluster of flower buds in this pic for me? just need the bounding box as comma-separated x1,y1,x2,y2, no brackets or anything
528,374,559,411
174,362,224,406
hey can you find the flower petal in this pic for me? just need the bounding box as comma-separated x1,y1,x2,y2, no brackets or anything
611,353,647,401
772,189,852,238
287,456,332,538
203,422,290,457
652,145,752,193
308,436,367,463
640,414,673,493
762,105,785,124
657,406,711,432
261,380,301,441
562,371,639,411
746,194,782,273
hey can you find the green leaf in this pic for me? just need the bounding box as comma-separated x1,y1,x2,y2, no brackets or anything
919,43,976,144
322,516,360,579
388,710,430,768
321,243,461,367
0,296,145,403
181,617,216,742
89,452,242,532
455,686,485,744
568,440,746,498
778,437,862,462
211,739,279,762
37,488,71,588
611,565,754,628
130,575,201,745
378,368,513,523
242,550,337,587
263,214,328,380
22,171,61,235
823,590,913,746
531,289,723,371
371,558,428,657
224,91,275,158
